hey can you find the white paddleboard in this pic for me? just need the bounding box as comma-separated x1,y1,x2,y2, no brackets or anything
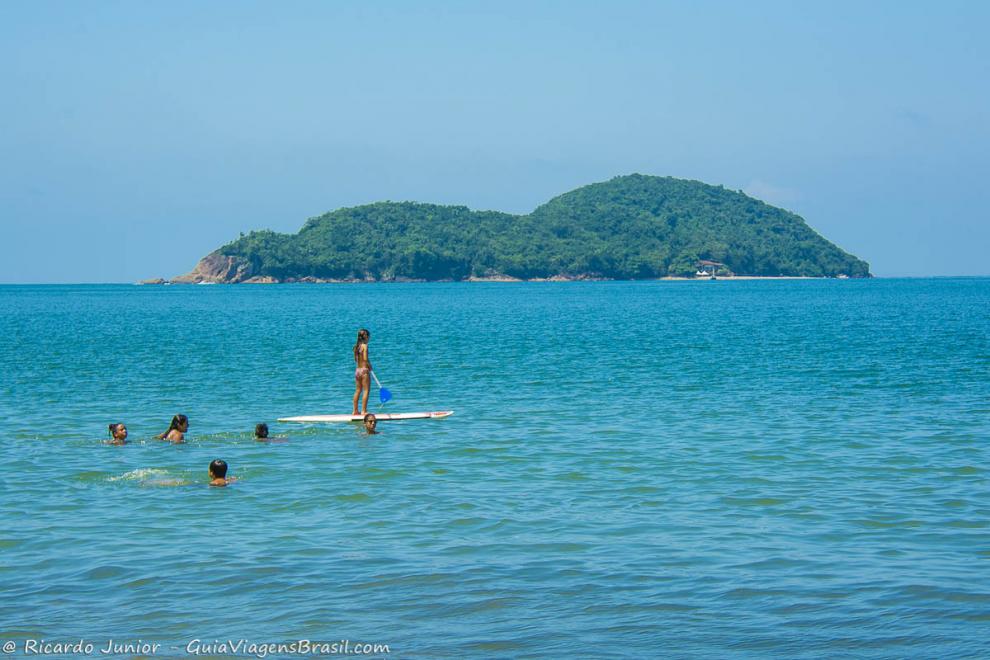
278,411,453,423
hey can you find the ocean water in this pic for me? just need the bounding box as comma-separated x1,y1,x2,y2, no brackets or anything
0,279,988,658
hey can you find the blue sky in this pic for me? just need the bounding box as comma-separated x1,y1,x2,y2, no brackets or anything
1,0,987,281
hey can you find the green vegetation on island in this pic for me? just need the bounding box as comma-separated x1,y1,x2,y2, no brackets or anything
176,175,871,282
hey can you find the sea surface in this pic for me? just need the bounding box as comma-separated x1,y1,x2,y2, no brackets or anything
0,279,988,658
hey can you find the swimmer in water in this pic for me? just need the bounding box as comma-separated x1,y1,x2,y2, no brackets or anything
254,422,287,443
363,413,379,435
157,414,188,443
107,423,128,445
208,459,235,487
352,328,373,417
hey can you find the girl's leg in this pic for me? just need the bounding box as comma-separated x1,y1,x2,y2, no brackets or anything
352,377,362,415
360,373,371,414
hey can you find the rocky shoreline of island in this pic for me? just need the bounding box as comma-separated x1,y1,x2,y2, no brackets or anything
139,273,853,285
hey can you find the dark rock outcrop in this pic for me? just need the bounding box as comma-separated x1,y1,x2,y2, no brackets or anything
171,252,256,284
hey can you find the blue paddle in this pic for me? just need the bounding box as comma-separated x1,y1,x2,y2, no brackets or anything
371,371,393,405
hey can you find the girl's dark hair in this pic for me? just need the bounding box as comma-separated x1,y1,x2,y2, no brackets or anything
255,423,269,438
108,423,121,438
209,459,228,478
157,414,188,439
353,328,370,361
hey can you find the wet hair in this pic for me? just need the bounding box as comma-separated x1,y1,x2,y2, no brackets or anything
353,328,370,362
157,414,188,439
108,423,124,438
209,459,228,479
363,413,377,423
255,423,269,438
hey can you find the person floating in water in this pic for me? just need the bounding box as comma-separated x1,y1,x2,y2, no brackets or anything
107,423,128,445
253,422,287,443
363,413,379,435
352,328,373,416
208,459,235,487
157,414,188,443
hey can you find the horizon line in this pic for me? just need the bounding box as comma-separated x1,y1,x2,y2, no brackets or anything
2,275,989,285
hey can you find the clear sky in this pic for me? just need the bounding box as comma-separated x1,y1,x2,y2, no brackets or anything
1,0,987,282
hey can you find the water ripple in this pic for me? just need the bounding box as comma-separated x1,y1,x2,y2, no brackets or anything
0,280,987,656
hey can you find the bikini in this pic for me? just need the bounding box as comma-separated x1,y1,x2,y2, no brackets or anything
355,344,369,380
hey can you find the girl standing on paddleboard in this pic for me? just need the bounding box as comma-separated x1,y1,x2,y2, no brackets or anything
352,328,373,416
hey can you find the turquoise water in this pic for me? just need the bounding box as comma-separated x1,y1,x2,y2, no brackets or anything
1,279,988,658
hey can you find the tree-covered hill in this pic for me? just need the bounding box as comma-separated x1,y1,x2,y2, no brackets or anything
173,174,870,282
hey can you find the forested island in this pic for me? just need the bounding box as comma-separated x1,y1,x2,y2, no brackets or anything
169,174,870,283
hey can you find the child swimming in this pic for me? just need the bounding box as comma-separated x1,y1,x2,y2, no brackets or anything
208,459,234,487
157,414,188,443
253,422,287,443
352,328,373,416
363,413,379,435
107,423,128,445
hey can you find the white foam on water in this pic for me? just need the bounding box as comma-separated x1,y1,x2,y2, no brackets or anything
109,468,169,482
